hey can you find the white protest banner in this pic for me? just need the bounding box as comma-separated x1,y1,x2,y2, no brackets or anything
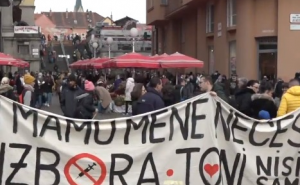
0,93,299,185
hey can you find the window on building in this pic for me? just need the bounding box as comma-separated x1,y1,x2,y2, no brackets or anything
161,0,168,5
206,4,214,33
227,0,236,27
208,46,214,74
18,45,29,55
147,0,154,10
229,41,236,75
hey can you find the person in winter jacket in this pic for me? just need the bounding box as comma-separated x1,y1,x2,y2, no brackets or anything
136,77,165,115
274,82,288,107
174,79,186,103
74,80,97,119
124,76,135,115
34,73,45,108
60,74,84,118
235,80,259,116
43,73,54,107
182,78,194,100
249,81,277,119
277,79,300,117
95,80,112,113
199,75,229,103
131,83,146,116
0,77,17,101
15,72,24,95
23,74,36,107
162,83,176,107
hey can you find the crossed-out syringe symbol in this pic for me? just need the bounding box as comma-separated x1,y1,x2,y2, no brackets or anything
77,163,97,178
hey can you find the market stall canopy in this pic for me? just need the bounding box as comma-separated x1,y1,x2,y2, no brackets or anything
151,53,169,60
14,58,29,68
0,53,18,65
102,52,160,68
92,57,110,69
70,59,92,68
158,52,204,68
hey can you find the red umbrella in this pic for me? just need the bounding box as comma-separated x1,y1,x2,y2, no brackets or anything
102,52,160,68
14,59,29,68
92,57,110,69
158,52,204,68
70,59,92,68
151,53,169,60
0,53,18,65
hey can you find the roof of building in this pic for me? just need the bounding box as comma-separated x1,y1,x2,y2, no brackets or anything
34,14,42,20
74,0,84,12
114,16,138,24
41,11,105,29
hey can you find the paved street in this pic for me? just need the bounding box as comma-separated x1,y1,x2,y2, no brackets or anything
41,93,124,120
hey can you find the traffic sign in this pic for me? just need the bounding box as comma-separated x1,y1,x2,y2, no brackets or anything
64,153,107,185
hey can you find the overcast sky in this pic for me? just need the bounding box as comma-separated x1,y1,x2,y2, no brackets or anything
34,0,146,23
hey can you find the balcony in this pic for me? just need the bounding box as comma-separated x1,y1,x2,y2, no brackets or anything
146,0,167,25
166,0,206,17
166,0,183,16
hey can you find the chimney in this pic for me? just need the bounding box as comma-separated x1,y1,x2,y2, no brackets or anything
49,9,52,17
66,9,68,18
110,12,113,21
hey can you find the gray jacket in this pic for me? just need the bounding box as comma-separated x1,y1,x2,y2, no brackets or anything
60,86,84,117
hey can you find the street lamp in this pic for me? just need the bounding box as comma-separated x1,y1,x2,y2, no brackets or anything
130,28,138,52
106,37,113,58
92,42,98,58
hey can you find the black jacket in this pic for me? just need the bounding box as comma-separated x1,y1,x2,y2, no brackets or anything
249,94,277,119
0,84,17,101
212,83,229,103
42,77,54,93
60,85,84,117
136,88,165,115
74,92,96,119
235,88,256,116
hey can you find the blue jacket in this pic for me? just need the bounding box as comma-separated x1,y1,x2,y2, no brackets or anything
136,87,165,115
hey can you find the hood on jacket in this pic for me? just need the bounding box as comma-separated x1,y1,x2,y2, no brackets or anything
0,84,13,94
286,86,300,96
251,93,274,101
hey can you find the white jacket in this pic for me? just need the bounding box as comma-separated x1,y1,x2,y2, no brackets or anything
125,77,135,101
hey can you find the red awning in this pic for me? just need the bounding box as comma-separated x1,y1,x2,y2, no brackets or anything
92,57,110,69
0,53,19,66
151,53,169,60
70,59,91,68
102,52,160,68
158,52,204,68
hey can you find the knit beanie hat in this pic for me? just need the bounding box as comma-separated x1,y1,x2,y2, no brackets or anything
84,80,95,91
258,110,271,120
24,74,35,84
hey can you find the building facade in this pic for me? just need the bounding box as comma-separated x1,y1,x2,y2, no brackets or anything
1,0,41,71
147,0,300,80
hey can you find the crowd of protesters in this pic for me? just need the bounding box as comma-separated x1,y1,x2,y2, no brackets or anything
0,69,299,120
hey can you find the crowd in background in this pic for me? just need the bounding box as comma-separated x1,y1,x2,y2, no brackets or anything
0,69,298,120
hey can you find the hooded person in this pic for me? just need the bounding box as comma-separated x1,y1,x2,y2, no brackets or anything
0,77,17,101
23,74,36,107
60,74,84,118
